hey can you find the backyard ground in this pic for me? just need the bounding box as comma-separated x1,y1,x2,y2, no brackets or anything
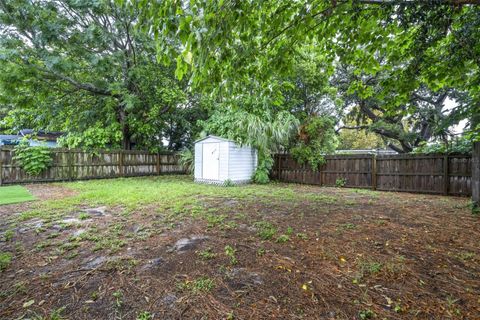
0,176,479,320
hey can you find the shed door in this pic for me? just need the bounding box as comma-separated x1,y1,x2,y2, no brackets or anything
202,143,220,180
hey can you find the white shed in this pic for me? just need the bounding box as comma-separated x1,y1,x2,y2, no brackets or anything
194,135,258,184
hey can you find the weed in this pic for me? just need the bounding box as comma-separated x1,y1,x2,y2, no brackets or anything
469,201,479,215
13,281,28,295
4,229,14,241
0,252,12,271
337,223,356,231
206,214,227,229
225,245,238,265
276,234,290,243
47,232,60,239
446,296,462,316
112,290,123,308
198,248,216,260
335,178,347,187
254,221,277,240
60,241,79,252
296,232,308,240
78,212,90,220
93,237,126,253
359,309,375,319
178,277,215,294
256,247,266,256
358,260,383,278
457,252,475,261
137,311,153,320
223,179,235,187
90,291,99,301
66,251,79,260
105,257,138,271
49,307,67,320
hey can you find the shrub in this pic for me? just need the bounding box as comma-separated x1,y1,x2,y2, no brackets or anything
253,154,273,184
335,178,347,187
291,116,338,171
178,148,194,175
13,142,52,176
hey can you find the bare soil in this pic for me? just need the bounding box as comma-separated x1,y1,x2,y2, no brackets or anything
0,183,479,320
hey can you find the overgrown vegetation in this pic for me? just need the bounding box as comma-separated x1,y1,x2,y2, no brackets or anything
178,148,194,175
291,116,338,170
13,142,52,176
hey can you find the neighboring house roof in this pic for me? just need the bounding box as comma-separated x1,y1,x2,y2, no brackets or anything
18,129,64,141
335,149,398,155
194,135,232,144
0,135,21,140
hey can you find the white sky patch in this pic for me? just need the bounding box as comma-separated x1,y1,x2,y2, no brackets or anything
444,98,467,135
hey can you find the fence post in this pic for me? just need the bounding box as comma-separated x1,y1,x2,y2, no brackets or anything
68,149,74,181
319,159,323,186
443,154,449,195
157,153,161,175
276,154,280,180
0,147,3,186
119,150,125,177
473,142,480,209
372,154,377,190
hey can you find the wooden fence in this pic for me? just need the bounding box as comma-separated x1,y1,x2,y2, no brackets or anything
0,147,185,185
273,153,472,196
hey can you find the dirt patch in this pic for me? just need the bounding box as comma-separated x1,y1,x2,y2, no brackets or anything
26,184,77,201
1,183,479,319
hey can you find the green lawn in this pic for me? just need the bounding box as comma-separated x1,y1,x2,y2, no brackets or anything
0,185,36,205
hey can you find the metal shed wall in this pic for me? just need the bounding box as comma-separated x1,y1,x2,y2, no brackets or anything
194,136,257,184
227,142,257,182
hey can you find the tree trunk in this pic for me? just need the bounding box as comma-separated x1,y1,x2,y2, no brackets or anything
122,122,132,150
117,106,132,150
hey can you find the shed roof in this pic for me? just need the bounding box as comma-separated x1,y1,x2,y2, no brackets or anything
194,135,232,144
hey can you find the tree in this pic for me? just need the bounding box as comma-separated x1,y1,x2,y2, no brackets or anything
139,1,480,139
333,64,461,153
0,0,189,150
337,127,386,150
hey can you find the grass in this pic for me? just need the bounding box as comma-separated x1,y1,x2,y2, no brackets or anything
0,185,36,205
0,252,12,271
254,221,277,240
14,176,352,225
0,176,477,319
197,248,216,260
177,277,215,294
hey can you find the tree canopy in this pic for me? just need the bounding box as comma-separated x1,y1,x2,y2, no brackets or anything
0,0,202,150
139,0,480,140
1,0,478,160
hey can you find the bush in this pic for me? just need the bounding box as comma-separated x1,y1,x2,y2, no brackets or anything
253,154,273,184
13,142,52,176
178,148,194,175
291,116,338,171
335,178,347,187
